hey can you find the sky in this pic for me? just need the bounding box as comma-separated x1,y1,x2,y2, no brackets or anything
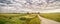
0,0,60,13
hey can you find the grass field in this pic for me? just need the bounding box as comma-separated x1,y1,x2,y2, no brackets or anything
0,13,60,24
40,13,60,22
0,13,40,24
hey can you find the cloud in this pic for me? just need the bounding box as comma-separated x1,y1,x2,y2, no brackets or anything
0,0,60,13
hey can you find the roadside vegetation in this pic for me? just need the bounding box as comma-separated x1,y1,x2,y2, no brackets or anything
0,13,40,24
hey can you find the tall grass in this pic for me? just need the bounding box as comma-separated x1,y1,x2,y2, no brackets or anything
0,13,40,24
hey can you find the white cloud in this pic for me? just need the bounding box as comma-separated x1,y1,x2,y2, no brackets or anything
0,0,60,13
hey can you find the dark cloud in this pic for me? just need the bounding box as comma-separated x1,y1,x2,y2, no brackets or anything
0,0,14,6
0,0,13,4
56,0,60,1
26,0,32,5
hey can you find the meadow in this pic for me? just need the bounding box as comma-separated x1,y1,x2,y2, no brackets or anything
0,13,40,24
0,13,60,24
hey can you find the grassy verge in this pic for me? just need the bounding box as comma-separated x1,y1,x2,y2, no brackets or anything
40,13,60,22
0,13,40,24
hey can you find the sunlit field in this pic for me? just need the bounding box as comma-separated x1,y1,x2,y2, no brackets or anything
0,13,60,24
40,13,60,22
0,13,40,24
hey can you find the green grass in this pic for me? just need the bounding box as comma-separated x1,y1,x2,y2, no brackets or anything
0,13,40,24
40,13,60,22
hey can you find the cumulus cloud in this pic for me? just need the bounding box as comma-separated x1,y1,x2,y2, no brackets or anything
0,0,60,13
